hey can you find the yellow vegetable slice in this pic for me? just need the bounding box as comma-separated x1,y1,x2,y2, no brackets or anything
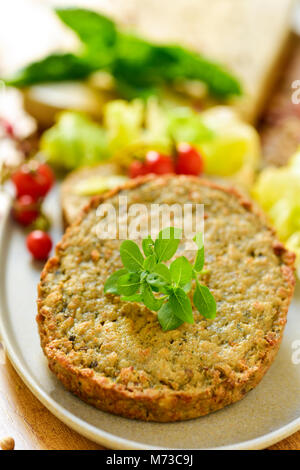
73,175,128,196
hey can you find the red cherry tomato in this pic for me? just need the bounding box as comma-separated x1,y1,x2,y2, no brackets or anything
13,195,39,226
36,163,55,195
129,160,148,178
175,143,204,175
26,230,53,260
12,162,55,199
145,151,175,175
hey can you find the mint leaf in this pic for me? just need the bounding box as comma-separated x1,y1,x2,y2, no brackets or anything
170,256,193,287
158,302,183,331
104,268,128,294
193,283,217,319
141,282,163,312
117,272,141,296
169,287,194,324
120,240,144,272
142,236,154,257
154,227,182,262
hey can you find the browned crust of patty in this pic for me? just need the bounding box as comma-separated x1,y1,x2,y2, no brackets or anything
37,175,295,422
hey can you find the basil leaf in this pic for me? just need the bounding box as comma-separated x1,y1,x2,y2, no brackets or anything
140,271,148,282
114,37,242,99
143,254,157,272
193,283,217,319
193,232,203,249
55,8,116,51
142,236,155,257
158,45,242,98
113,34,165,99
158,226,182,240
5,9,241,100
170,256,193,287
194,248,204,273
158,302,184,331
115,78,157,100
152,263,171,284
147,263,171,293
141,282,163,312
117,272,141,296
114,33,157,82
5,53,95,87
182,281,192,293
193,232,205,272
154,227,182,262
104,268,128,294
169,287,194,324
120,240,144,272
146,273,168,292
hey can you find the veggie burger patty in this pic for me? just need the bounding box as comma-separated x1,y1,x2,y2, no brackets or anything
37,176,295,421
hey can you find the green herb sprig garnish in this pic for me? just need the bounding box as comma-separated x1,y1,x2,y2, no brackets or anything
4,8,242,100
104,227,216,331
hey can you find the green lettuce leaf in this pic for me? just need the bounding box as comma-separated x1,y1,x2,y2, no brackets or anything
104,99,144,154
40,112,109,170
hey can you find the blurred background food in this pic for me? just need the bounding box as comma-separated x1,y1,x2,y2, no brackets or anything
0,0,293,124
0,0,300,273
259,39,300,167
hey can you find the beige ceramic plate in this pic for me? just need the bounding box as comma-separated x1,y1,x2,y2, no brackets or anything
0,189,299,450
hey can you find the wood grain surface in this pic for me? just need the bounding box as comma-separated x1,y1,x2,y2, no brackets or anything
0,342,299,450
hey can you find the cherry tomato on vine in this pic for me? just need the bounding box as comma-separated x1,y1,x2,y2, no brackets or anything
145,151,175,175
175,143,204,176
129,160,148,178
12,162,55,199
26,230,52,260
13,195,39,226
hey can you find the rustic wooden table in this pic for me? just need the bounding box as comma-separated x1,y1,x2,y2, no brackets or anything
0,342,299,450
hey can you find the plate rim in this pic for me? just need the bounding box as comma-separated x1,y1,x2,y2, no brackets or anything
0,192,299,450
